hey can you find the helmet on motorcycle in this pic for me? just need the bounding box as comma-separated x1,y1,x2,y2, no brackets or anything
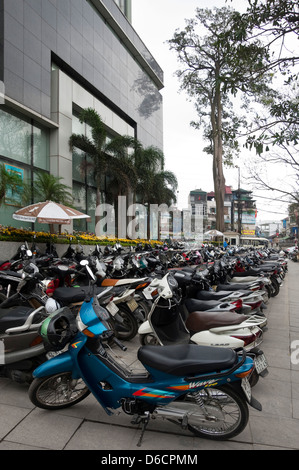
40,307,77,352
45,297,61,313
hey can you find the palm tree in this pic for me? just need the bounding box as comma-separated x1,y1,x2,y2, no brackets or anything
23,171,73,233
69,108,108,213
70,109,139,236
0,163,23,206
70,108,178,240
32,172,73,205
104,135,139,204
134,146,178,239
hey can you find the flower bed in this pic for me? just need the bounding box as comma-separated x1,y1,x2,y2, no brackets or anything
0,225,162,247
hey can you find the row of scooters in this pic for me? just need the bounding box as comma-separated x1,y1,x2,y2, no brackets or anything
0,240,286,387
0,240,288,444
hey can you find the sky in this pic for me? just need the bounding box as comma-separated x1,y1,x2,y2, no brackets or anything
131,0,292,224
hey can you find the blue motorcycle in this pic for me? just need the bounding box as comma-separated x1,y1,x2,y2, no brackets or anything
29,264,262,445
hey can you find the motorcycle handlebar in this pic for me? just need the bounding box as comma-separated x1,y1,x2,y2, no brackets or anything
112,337,127,351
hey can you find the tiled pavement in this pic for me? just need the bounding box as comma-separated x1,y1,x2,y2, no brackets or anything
0,260,299,451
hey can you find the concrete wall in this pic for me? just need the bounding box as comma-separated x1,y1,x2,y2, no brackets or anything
0,240,99,261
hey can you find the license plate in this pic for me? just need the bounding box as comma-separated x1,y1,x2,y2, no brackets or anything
127,298,138,312
255,353,268,374
106,301,119,316
241,377,251,402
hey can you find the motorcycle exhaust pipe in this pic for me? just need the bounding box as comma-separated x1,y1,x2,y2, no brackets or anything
153,406,211,427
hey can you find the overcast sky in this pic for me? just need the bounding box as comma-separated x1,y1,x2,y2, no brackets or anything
131,0,291,222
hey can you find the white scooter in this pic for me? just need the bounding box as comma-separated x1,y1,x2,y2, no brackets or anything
138,274,268,386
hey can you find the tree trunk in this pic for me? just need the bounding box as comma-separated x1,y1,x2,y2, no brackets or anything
211,81,226,233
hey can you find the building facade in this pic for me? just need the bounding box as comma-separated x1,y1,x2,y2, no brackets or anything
188,186,257,237
0,0,163,233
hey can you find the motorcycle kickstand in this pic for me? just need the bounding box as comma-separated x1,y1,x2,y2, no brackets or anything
131,412,150,447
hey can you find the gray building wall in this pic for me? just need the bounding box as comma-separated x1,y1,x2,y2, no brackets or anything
0,0,164,235
1,0,163,147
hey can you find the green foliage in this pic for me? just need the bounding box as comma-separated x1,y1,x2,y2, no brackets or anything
0,163,23,206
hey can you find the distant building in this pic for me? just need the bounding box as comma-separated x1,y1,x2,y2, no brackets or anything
231,188,257,235
188,186,257,236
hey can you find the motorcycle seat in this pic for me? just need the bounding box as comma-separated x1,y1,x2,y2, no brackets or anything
101,277,148,286
216,283,256,291
53,286,110,303
196,290,251,301
0,306,34,334
138,343,237,376
185,310,249,333
184,298,231,312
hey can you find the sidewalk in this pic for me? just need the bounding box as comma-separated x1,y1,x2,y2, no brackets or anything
0,261,299,451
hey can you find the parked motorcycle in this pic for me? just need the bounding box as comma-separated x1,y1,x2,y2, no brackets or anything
0,303,48,383
28,263,262,444
138,274,268,386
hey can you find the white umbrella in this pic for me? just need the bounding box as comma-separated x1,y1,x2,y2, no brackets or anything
204,229,224,237
13,200,91,225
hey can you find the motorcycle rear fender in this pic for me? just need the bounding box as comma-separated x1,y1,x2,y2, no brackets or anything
138,320,151,335
229,381,262,411
190,330,244,348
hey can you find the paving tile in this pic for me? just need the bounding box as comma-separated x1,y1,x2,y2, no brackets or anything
5,408,83,450
0,404,31,440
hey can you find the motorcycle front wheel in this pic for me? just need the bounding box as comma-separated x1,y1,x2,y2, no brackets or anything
29,372,90,410
171,385,249,440
113,305,139,341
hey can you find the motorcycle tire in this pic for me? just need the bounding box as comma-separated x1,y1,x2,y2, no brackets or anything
28,372,90,410
139,333,159,346
175,384,249,441
113,305,139,341
270,277,280,297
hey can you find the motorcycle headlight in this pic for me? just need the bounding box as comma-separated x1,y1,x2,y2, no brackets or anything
76,312,87,332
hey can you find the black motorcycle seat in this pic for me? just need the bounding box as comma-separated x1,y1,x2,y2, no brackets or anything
196,290,251,301
52,286,112,303
0,306,34,334
138,344,237,376
216,283,254,291
184,298,231,312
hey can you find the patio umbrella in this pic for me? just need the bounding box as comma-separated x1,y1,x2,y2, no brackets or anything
13,200,91,225
204,229,224,237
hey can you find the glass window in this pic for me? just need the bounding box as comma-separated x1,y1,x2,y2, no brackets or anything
73,148,85,183
72,113,85,136
87,187,96,232
73,182,87,232
0,159,31,228
33,124,49,171
0,108,31,164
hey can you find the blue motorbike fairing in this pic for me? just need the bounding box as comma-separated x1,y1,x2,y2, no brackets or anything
32,336,88,379
80,298,108,336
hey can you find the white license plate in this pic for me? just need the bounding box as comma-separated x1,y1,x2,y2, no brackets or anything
255,353,268,374
241,377,252,402
127,298,138,312
106,301,119,316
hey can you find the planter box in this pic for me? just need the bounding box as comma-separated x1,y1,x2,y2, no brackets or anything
0,241,97,261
